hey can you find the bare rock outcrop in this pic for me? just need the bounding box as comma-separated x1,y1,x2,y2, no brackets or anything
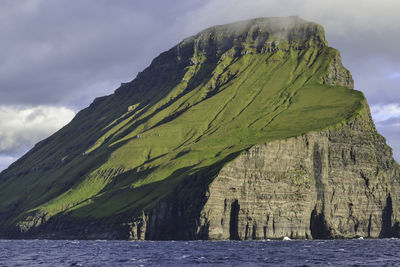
196,104,400,239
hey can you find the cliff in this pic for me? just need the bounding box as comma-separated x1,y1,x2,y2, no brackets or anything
0,17,399,240
199,104,400,239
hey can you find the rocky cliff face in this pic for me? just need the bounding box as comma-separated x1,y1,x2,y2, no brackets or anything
197,104,400,239
131,95,400,241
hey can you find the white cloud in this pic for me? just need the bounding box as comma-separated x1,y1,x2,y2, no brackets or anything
371,104,400,123
0,105,75,156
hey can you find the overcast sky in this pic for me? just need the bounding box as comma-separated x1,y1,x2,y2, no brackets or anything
0,0,399,170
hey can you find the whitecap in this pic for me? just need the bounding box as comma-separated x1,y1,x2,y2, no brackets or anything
179,255,190,259
283,236,291,241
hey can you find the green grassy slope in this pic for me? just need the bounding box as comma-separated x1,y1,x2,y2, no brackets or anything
0,17,364,231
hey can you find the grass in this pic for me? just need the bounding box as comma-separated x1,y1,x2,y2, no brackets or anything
0,25,364,229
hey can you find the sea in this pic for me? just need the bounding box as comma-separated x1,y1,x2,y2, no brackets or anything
0,239,399,266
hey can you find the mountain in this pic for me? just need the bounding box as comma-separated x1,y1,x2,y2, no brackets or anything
1,16,399,240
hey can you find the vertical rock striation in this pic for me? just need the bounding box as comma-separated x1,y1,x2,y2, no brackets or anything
197,104,400,239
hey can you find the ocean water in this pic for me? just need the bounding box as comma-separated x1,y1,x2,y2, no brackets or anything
0,239,399,266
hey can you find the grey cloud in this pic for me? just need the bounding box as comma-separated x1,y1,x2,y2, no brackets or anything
0,0,203,108
0,0,205,170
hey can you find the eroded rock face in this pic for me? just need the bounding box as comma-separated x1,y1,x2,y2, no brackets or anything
123,102,400,240
324,52,354,89
197,105,400,239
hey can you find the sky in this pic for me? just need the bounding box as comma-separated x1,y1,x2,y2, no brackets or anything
0,0,399,170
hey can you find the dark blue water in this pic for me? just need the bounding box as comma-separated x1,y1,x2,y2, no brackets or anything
0,239,399,266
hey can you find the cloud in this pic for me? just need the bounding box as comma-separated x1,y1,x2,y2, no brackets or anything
0,105,75,158
371,104,400,123
0,0,202,108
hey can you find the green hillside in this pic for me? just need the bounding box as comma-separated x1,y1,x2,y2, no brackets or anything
0,17,364,233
